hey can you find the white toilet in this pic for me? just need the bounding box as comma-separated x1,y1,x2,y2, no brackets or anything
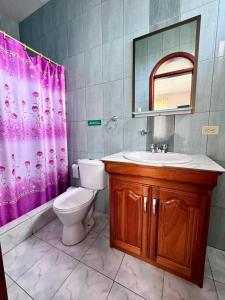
53,159,105,246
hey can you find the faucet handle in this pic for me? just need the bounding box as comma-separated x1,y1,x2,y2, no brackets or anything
150,144,155,152
140,129,151,136
162,144,168,153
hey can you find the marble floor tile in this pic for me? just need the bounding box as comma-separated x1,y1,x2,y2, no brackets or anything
7,283,32,300
3,235,51,281
163,273,218,300
116,254,164,300
52,262,113,300
102,222,110,239
17,247,78,300
1,217,33,254
34,218,62,246
108,282,145,300
55,229,99,260
208,246,225,284
81,234,124,279
5,273,13,288
93,211,109,233
215,281,225,300
205,256,213,279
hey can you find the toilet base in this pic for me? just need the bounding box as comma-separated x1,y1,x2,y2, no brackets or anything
62,217,95,246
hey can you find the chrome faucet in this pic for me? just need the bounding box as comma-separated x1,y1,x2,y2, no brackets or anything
149,143,168,153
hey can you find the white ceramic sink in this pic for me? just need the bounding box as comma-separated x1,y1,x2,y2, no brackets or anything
123,151,192,165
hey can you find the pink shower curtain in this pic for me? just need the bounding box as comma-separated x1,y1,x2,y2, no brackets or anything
0,33,68,226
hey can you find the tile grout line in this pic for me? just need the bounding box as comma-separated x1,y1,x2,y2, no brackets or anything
161,270,165,300
112,281,147,300
113,254,149,300
105,251,126,299
206,250,220,300
49,260,79,299
7,278,35,300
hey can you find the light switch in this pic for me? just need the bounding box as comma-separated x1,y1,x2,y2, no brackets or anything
202,126,219,135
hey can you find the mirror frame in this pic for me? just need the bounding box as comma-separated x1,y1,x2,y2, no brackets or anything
132,16,201,118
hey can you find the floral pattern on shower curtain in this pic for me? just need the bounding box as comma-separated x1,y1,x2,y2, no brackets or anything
0,33,68,226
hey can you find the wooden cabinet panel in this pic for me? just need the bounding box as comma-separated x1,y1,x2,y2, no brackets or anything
151,187,199,276
110,179,148,256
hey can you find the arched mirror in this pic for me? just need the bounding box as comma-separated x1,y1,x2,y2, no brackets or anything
149,52,195,111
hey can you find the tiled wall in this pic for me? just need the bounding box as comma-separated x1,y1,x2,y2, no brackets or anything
19,0,225,250
0,12,20,39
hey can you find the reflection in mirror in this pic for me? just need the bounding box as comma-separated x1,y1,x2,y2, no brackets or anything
133,17,200,116
150,52,194,110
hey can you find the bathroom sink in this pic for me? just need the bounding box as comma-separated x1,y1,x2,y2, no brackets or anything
123,151,192,165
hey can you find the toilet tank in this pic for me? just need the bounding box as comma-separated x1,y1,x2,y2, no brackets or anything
78,159,105,190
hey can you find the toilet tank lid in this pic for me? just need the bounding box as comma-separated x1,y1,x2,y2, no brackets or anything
78,159,103,166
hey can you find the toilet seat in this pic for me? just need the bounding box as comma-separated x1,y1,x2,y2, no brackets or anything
53,187,95,213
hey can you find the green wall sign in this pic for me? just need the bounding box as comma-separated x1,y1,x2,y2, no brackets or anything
88,120,102,126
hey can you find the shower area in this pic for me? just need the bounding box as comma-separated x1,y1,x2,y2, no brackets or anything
0,31,68,227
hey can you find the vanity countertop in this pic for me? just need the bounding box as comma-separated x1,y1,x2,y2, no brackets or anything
101,152,225,173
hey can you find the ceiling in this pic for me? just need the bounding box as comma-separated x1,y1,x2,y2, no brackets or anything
0,0,50,22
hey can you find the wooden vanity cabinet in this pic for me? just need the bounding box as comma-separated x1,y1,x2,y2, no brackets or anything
104,161,222,287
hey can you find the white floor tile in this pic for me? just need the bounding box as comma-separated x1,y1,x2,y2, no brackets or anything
17,247,78,300
215,281,225,300
7,283,32,300
81,234,124,279
108,282,145,300
116,254,164,300
52,262,113,300
102,222,110,239
163,273,218,300
3,235,51,281
208,246,225,284
205,256,213,279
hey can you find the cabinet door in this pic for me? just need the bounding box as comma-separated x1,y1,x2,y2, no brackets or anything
110,178,148,257
149,187,200,277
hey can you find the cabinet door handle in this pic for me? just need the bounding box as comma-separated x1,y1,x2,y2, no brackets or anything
144,196,148,213
152,198,157,215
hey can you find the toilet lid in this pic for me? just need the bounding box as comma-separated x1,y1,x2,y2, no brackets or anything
53,187,94,211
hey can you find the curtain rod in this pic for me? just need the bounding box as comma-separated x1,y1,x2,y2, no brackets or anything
0,30,60,67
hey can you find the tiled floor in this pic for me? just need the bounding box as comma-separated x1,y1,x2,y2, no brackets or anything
3,212,225,300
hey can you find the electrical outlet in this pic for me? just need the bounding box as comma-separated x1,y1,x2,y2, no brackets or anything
218,40,225,57
202,126,219,135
